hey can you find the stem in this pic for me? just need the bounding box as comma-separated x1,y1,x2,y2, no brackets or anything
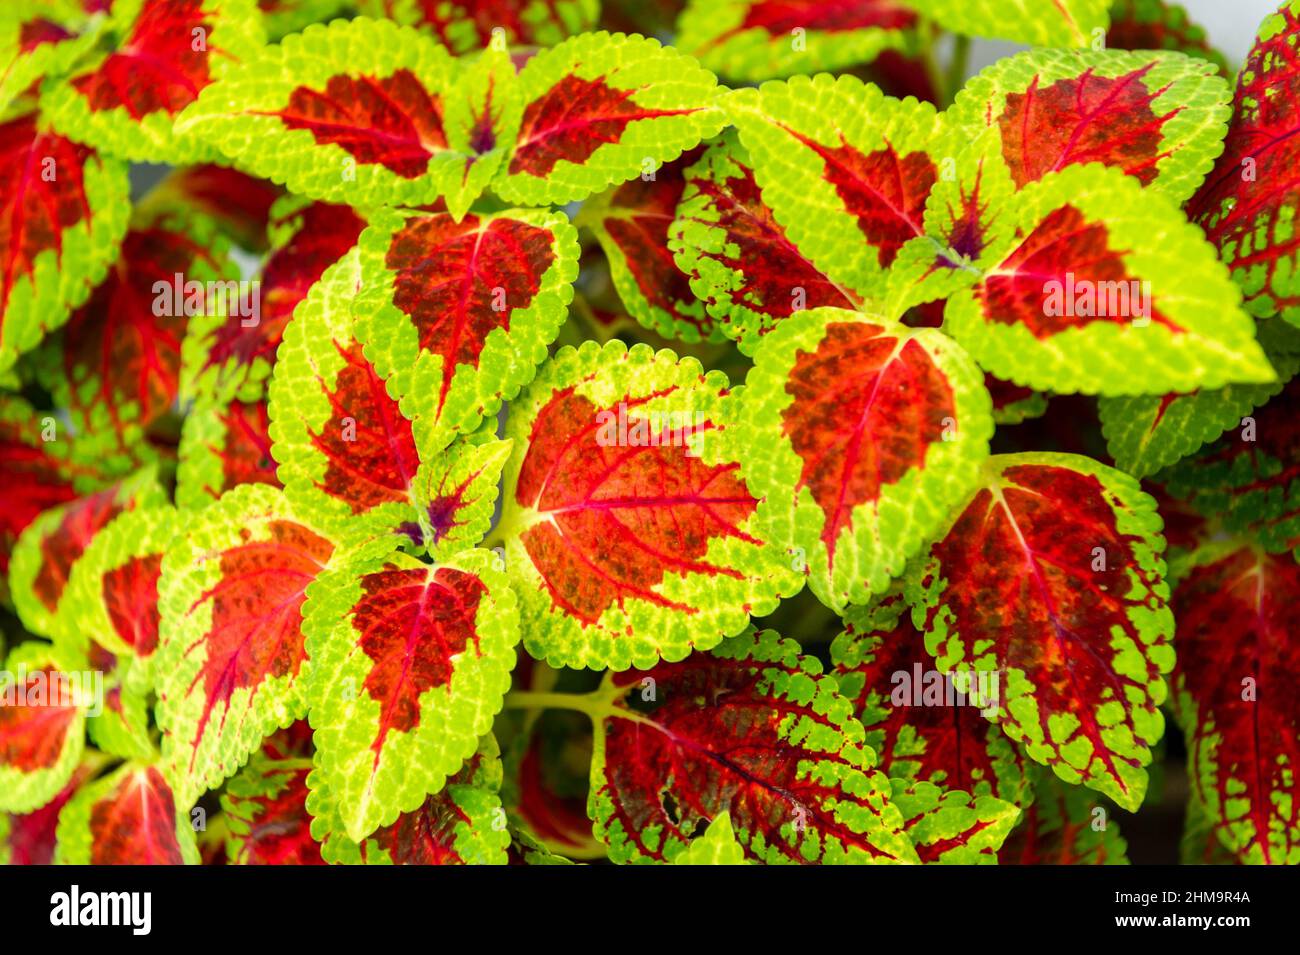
944,35,971,106
503,688,658,727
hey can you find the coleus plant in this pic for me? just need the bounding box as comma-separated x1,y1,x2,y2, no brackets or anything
1,0,1298,869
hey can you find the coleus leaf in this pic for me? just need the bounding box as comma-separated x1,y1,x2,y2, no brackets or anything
948,48,1232,204
156,483,342,807
0,642,90,813
0,8,101,113
182,194,367,406
831,592,1030,805
575,147,718,344
351,204,577,456
1100,319,1300,478
1159,377,1300,554
1189,1,1300,327
1106,0,1230,78
1169,540,1300,863
0,754,103,864
911,452,1175,811
497,339,800,670
1181,790,1240,866
589,627,918,864
221,724,324,864
40,0,266,163
942,163,1275,396
40,207,238,474
675,0,919,82
87,673,155,762
672,812,748,865
493,31,726,206
0,109,130,377
145,163,284,253
728,75,944,302
55,762,201,864
357,0,599,53
501,715,604,859
179,18,513,217
998,764,1130,864
891,780,1021,864
175,396,282,511
737,307,993,610
303,543,518,841
668,130,861,355
258,0,351,41
901,0,1110,47
307,733,511,864
988,376,1049,426
56,505,176,691
8,467,164,640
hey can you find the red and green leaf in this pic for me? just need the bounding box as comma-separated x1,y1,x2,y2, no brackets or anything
0,755,103,865
308,733,511,864
41,0,265,163
738,307,993,610
141,163,284,253
903,0,1109,47
1189,1,1300,328
304,544,518,841
576,147,718,345
728,75,945,302
498,339,800,671
0,642,90,813
1106,0,1230,77
183,194,366,407
0,8,101,113
358,0,599,53
0,110,130,376
55,762,200,864
891,780,1021,864
912,453,1175,811
221,725,324,864
675,0,920,82
352,204,577,457
949,48,1232,203
668,131,861,355
494,31,726,206
998,764,1130,864
1170,540,1300,864
8,467,164,640
155,483,341,807
589,627,918,864
943,164,1274,396
176,396,282,511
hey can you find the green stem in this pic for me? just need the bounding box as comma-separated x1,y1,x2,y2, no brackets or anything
503,688,657,727
944,34,971,106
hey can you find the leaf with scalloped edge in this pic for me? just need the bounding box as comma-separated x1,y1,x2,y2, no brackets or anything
441,47,524,221
352,204,577,457
0,642,90,813
1181,789,1241,865
0,9,102,113
911,452,1175,812
1159,377,1300,554
9,467,164,640
672,812,748,865
221,722,325,864
178,18,518,214
40,208,238,476
259,0,350,40
948,49,1231,204
1106,0,1229,77
0,754,103,865
728,75,945,304
182,195,367,407
576,147,718,345
304,543,518,841
144,163,284,254
308,733,510,864
589,627,917,864
494,31,726,206
358,0,598,52
831,592,1030,805
40,0,265,163
668,131,861,355
498,339,800,671
902,0,1109,47
891,780,1020,864
1169,539,1300,864
738,307,992,610
998,764,1130,863
156,483,343,808
1101,319,1300,478
0,109,129,377
1190,2,1300,327
56,505,176,698
176,396,282,511
55,762,200,864
675,0,919,83
943,164,1274,396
